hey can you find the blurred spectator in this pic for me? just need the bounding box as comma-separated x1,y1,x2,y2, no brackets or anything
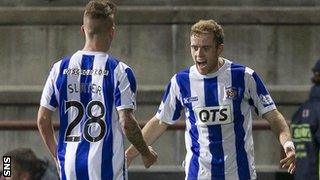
0,148,58,180
291,59,320,180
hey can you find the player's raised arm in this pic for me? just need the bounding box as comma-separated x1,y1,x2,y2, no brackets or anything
125,115,168,166
263,109,296,174
37,106,57,163
118,109,158,168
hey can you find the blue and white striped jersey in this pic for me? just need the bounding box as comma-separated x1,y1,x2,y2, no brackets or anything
156,58,276,180
40,50,137,180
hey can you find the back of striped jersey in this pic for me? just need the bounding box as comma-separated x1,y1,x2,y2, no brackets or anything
40,50,136,180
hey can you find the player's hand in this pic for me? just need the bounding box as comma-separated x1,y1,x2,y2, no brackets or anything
125,154,135,168
280,146,296,174
141,146,158,168
125,147,139,167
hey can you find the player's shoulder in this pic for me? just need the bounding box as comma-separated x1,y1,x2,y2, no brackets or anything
227,59,246,70
107,54,134,76
106,54,120,66
171,67,191,83
50,55,71,72
227,59,255,76
175,67,191,77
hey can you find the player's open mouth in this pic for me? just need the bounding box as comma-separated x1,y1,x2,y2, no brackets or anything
196,61,207,68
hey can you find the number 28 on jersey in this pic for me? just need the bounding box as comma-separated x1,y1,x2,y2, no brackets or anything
64,100,107,143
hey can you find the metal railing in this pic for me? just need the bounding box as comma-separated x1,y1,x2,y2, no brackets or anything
0,119,288,170
0,119,275,131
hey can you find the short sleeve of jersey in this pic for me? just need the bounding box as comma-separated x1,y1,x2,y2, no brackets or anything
247,70,276,116
40,62,59,111
155,75,183,125
114,63,137,111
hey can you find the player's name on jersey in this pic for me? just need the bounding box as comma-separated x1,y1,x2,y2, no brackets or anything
63,68,109,76
68,83,102,95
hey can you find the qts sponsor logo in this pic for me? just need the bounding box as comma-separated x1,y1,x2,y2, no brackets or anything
194,105,233,126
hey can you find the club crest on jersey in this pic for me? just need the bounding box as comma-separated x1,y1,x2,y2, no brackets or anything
225,87,238,99
183,96,198,104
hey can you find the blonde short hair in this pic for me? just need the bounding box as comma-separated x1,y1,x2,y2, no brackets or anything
191,19,224,46
84,0,116,28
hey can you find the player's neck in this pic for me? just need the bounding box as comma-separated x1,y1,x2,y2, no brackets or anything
82,41,110,52
206,57,224,74
215,57,224,71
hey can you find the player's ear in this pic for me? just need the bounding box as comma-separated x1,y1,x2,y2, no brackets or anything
217,43,224,55
109,26,115,39
80,25,85,36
